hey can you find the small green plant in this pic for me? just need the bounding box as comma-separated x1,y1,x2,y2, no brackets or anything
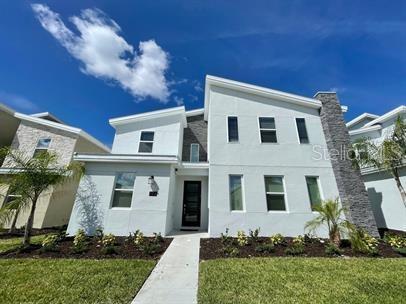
394,247,406,256
221,228,233,245
222,245,239,257
270,233,284,245
384,233,406,249
72,229,88,253
95,227,104,241
348,227,379,255
285,236,305,256
249,228,260,243
101,233,117,255
41,234,59,252
140,241,162,255
325,242,343,256
237,230,248,246
134,230,145,246
255,243,274,253
153,232,164,244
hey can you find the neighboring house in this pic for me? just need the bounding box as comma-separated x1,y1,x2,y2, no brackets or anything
0,104,20,163
0,106,110,229
348,106,406,232
67,75,379,237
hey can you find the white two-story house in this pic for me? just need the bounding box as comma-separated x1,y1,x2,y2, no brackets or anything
67,75,379,237
348,106,406,232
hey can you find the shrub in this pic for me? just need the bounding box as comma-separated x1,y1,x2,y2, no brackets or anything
140,241,162,256
95,227,104,241
72,229,88,253
255,243,274,253
41,234,59,252
249,228,260,242
222,245,239,257
384,233,406,249
270,233,284,246
394,247,406,256
221,228,233,245
325,242,343,256
134,230,145,246
153,232,164,244
237,230,248,247
285,235,305,256
100,233,117,254
349,228,378,255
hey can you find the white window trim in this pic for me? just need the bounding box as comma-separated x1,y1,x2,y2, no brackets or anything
229,174,245,212
258,116,278,144
226,116,239,143
33,138,52,157
3,193,22,207
305,175,324,213
110,173,136,209
295,117,310,144
138,131,154,153
190,143,200,162
264,175,289,212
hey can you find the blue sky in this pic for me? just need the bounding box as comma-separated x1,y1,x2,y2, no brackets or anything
1,1,405,146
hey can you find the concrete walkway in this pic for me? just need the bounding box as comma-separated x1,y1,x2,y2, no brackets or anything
132,232,205,304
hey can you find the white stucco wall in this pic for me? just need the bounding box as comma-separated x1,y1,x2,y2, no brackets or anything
111,115,183,155
67,162,174,236
207,86,341,237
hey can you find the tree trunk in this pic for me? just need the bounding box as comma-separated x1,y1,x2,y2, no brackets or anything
8,208,20,234
330,228,341,246
392,169,406,207
22,196,38,247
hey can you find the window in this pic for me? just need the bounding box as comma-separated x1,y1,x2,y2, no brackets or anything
229,175,243,211
4,193,21,206
259,117,277,143
138,131,154,153
33,138,51,157
296,118,309,144
227,116,239,142
112,172,136,208
306,176,322,210
190,143,200,162
264,176,286,211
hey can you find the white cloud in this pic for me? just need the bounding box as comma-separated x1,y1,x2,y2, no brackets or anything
0,91,39,112
193,80,203,92
173,96,184,106
31,4,170,102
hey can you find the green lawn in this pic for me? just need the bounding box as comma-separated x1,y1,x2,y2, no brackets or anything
0,234,49,253
199,258,406,304
0,259,155,304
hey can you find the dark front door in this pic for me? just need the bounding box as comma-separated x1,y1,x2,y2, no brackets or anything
182,181,201,227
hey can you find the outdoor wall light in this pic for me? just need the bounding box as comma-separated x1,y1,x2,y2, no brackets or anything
148,176,154,184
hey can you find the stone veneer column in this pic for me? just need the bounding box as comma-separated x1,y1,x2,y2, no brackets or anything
315,92,379,237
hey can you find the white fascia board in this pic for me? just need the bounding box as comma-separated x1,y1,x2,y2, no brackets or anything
348,124,382,136
109,106,187,128
0,103,16,115
363,105,406,128
204,75,322,119
74,153,179,164
31,112,65,124
346,113,379,128
14,112,110,153
185,108,204,117
179,162,209,169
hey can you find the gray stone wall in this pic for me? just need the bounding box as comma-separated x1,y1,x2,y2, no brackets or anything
182,114,208,162
316,92,379,237
3,120,78,167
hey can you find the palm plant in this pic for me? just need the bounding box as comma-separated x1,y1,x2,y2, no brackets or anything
0,147,83,247
352,116,406,206
304,198,347,246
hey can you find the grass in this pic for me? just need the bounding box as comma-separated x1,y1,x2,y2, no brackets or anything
199,258,406,304
0,234,50,253
0,259,155,304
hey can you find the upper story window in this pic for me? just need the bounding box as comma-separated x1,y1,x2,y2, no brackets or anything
112,172,136,208
296,118,309,144
190,143,200,162
306,176,322,210
3,191,22,207
138,131,154,153
229,175,244,211
259,117,277,143
264,176,286,211
33,138,51,158
227,116,239,142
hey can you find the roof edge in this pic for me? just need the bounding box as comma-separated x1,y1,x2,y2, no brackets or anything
346,113,379,128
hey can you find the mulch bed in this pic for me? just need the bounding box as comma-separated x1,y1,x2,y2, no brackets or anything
0,227,65,239
0,236,172,260
200,237,405,260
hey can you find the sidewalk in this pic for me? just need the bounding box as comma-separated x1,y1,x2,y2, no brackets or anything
132,232,205,304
